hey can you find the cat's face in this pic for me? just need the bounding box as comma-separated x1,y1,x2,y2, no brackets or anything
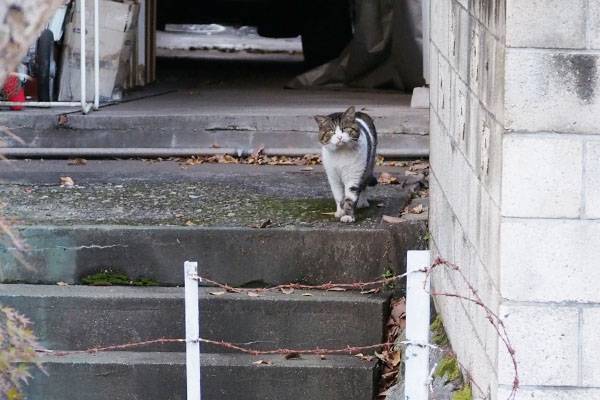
314,106,359,148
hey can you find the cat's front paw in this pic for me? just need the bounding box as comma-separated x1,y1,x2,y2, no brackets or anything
340,215,355,223
335,209,345,218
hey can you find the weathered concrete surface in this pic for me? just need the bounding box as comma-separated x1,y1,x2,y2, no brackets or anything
30,352,378,400
1,88,428,154
0,162,427,285
0,284,390,352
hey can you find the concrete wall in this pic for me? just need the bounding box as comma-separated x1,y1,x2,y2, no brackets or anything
430,0,600,398
429,0,505,397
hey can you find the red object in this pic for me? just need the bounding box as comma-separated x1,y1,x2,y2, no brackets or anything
4,75,25,110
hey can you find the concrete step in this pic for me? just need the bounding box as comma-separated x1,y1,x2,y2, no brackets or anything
0,87,429,157
0,284,390,353
0,162,428,285
29,352,379,400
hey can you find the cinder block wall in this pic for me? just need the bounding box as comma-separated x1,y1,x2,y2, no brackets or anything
498,0,600,398
429,0,600,398
429,0,505,397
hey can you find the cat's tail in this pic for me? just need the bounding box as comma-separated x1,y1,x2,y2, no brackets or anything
367,175,378,187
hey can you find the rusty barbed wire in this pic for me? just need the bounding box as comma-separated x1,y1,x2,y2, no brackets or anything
38,259,518,400
193,271,411,293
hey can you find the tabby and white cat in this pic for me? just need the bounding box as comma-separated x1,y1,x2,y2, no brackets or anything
314,106,377,223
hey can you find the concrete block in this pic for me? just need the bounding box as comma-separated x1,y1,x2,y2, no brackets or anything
584,141,600,218
583,308,600,386
453,76,469,155
498,387,600,400
505,50,600,134
506,0,586,49
456,5,471,82
430,46,440,112
469,25,481,95
502,135,582,218
500,219,600,302
498,304,579,386
467,90,481,171
438,57,451,130
591,0,600,49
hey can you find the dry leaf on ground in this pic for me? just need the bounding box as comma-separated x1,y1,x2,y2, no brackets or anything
410,204,424,214
56,282,69,286
327,287,346,292
252,359,272,366
60,176,74,186
280,288,294,295
301,293,313,297
68,158,87,165
285,352,302,360
301,167,313,171
209,291,226,296
378,172,398,185
247,292,262,297
321,211,336,216
382,215,403,224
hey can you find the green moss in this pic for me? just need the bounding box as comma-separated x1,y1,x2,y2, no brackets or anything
430,314,449,346
451,384,472,400
82,270,157,286
435,356,460,383
382,269,396,291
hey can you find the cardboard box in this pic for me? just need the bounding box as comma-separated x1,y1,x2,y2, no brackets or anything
58,0,139,102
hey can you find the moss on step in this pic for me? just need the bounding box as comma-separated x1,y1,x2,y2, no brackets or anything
431,314,449,346
451,384,472,400
435,356,460,383
82,270,157,286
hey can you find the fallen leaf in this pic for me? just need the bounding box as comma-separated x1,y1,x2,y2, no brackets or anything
252,219,272,229
251,143,265,158
301,167,313,171
60,176,74,186
247,292,262,297
319,354,327,360
378,172,399,185
301,293,313,297
382,215,403,224
58,114,68,125
390,350,401,367
209,291,226,296
361,288,380,295
355,353,374,361
376,203,384,208
321,211,336,216
211,143,221,148
252,359,273,366
68,158,87,165
56,281,69,286
280,288,294,295
184,220,196,226
410,204,424,214
285,352,302,360
327,287,346,292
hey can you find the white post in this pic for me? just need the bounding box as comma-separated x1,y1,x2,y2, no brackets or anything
404,250,431,400
80,0,87,113
184,261,201,400
93,0,100,110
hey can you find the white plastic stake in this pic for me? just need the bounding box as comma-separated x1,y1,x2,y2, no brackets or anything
80,0,86,113
404,250,431,400
184,261,201,400
93,0,100,110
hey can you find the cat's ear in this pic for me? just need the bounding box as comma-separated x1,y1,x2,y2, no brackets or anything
342,106,355,120
314,115,329,127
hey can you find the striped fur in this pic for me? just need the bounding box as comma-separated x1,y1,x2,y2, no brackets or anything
314,106,378,223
